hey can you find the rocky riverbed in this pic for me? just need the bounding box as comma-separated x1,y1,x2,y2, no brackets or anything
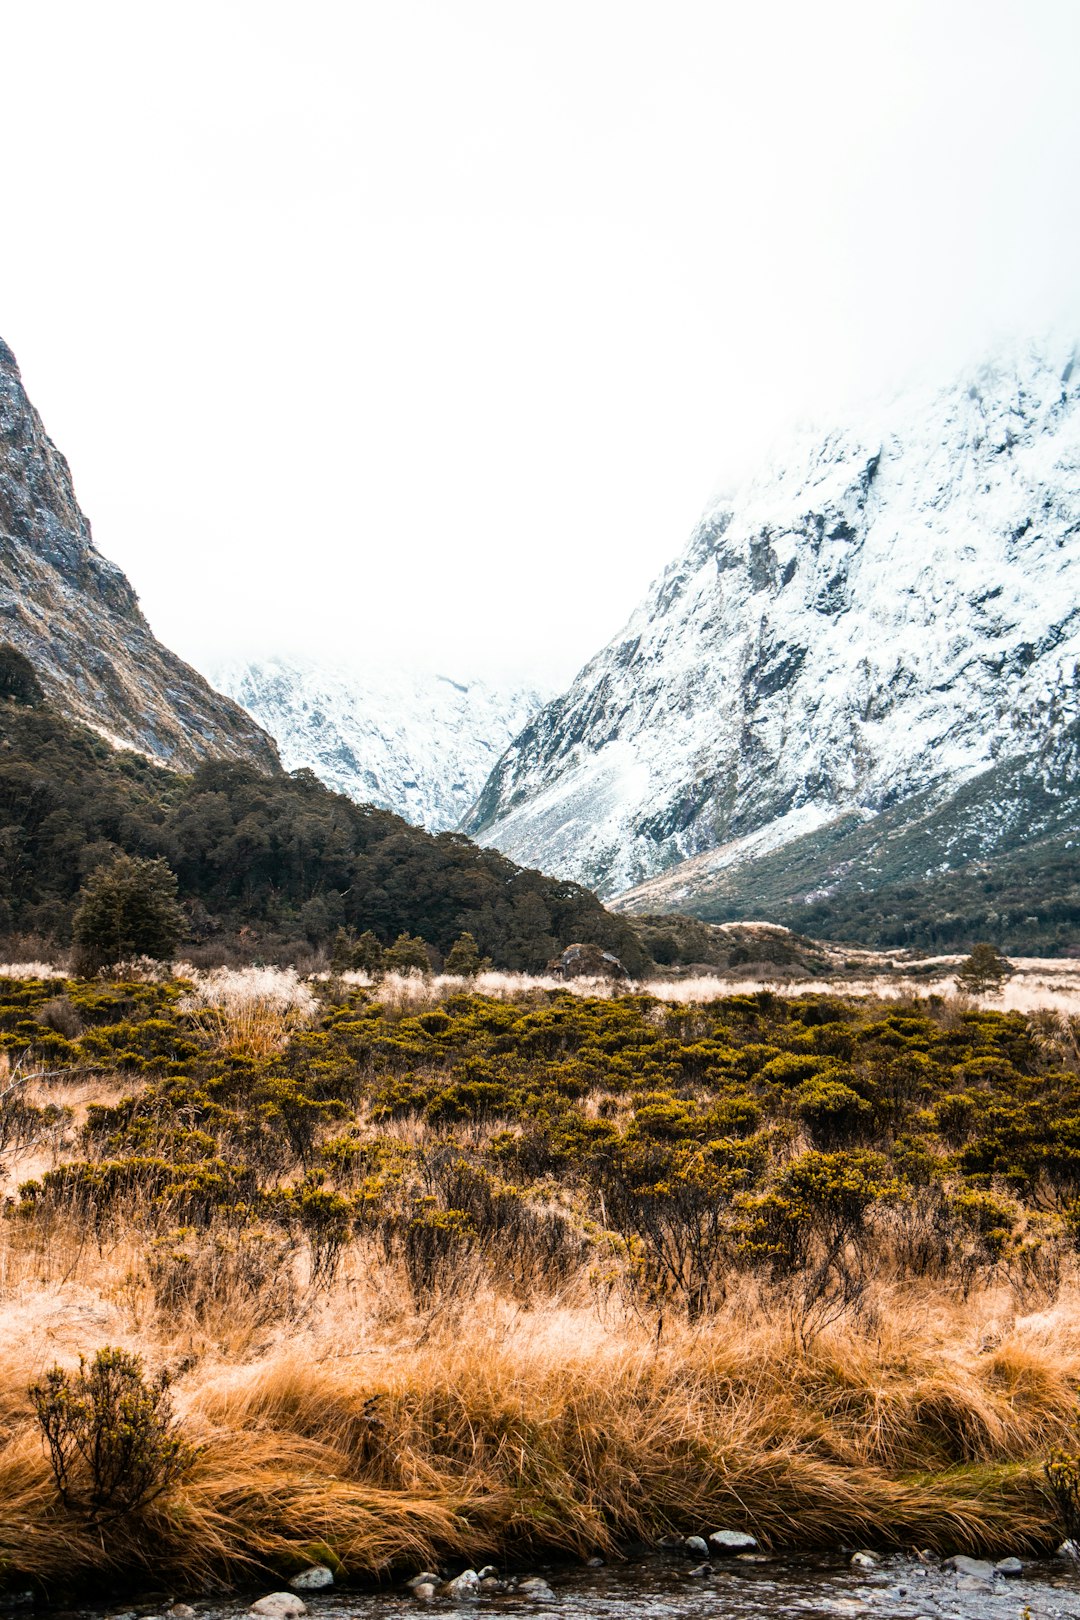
25,1545,1080,1620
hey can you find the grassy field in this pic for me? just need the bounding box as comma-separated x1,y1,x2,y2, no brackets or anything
1,964,1079,1597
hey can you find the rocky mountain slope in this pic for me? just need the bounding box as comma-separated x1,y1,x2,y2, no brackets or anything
465,338,1080,926
0,338,279,773
212,656,546,831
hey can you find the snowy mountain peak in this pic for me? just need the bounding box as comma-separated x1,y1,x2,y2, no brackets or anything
463,336,1080,898
212,656,548,832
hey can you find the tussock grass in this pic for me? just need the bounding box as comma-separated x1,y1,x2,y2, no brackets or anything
0,1250,1074,1591
179,966,319,1058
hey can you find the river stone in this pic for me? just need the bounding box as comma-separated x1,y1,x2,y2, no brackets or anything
708,1529,758,1555
413,1584,437,1601
956,1574,994,1593
478,1566,499,1579
445,1571,481,1599
585,1557,604,1569
290,1565,334,1591
850,1552,878,1569
480,1578,502,1593
517,1577,557,1600
408,1574,442,1589
168,1610,197,1619
686,1564,711,1579
944,1556,995,1581
250,1598,308,1619
684,1536,709,1557
994,1556,1023,1576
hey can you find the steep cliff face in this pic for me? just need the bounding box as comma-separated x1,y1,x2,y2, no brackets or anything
0,339,279,773
213,656,546,832
465,338,1080,902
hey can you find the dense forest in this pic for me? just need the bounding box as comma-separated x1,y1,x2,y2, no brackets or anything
0,696,649,973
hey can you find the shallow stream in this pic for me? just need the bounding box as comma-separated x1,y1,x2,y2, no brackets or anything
39,1551,1080,1620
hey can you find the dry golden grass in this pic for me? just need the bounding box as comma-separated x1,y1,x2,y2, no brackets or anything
179,966,319,1059
0,1201,1075,1593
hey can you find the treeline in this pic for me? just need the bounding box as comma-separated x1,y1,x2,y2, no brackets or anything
0,698,649,973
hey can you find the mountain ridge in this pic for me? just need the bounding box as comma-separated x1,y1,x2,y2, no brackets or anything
464,337,1080,925
0,338,280,774
212,655,547,831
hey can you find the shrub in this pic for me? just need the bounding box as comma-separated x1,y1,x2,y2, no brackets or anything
0,643,43,705
29,1347,197,1518
795,1076,873,1146
72,855,186,974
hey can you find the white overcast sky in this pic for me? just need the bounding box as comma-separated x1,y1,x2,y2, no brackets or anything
3,0,1079,686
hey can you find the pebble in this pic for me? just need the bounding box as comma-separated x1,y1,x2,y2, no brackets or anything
686,1564,711,1579
994,1556,1023,1576
585,1557,605,1569
477,1566,499,1580
168,1610,197,1619
290,1565,334,1591
955,1574,993,1594
850,1552,879,1570
408,1574,443,1589
250,1599,307,1620
708,1529,758,1555
413,1584,437,1601
684,1535,709,1557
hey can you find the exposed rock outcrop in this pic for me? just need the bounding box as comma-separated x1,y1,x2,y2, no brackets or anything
0,338,279,773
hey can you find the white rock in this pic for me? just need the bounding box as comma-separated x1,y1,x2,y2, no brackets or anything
708,1529,758,1555
290,1565,334,1591
849,1551,878,1569
413,1584,437,1601
444,1570,482,1600
994,1556,1023,1576
408,1573,443,1589
684,1536,709,1556
250,1598,307,1619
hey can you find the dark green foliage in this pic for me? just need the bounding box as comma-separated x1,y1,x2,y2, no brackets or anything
72,854,186,972
443,931,488,977
353,930,386,973
29,1347,197,1518
0,644,43,706
383,933,432,974
0,702,648,973
955,943,1015,995
1046,1450,1080,1541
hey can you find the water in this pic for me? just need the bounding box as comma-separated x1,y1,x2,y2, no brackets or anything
40,1550,1080,1620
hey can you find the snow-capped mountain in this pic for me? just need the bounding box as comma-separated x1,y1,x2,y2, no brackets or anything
464,337,1080,903
212,657,547,832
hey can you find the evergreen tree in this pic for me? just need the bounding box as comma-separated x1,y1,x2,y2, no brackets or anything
73,855,186,972
329,928,354,974
443,931,488,977
955,942,1014,995
353,930,385,974
383,932,431,974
